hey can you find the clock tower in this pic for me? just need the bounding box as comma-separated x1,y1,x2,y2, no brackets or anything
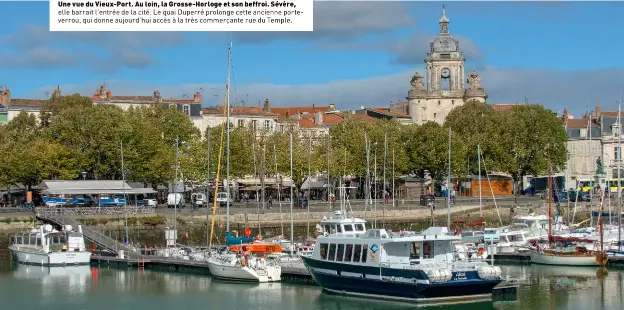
406,5,487,125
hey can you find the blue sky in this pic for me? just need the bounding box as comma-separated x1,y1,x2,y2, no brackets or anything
1,1,624,115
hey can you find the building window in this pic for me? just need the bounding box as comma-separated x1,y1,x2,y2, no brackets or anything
434,113,437,118
614,124,620,136
452,100,455,105
208,120,215,127
616,147,621,161
182,104,190,116
252,120,257,130
264,120,271,130
438,100,441,105
237,119,244,127
168,103,177,109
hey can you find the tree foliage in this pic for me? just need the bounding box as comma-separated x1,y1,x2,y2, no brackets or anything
0,96,568,193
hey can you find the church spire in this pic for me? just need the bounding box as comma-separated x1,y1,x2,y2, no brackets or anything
439,4,449,35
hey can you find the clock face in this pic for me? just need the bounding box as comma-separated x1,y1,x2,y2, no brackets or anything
441,68,450,78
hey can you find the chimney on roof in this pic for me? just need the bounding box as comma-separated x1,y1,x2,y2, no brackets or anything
1,86,11,106
314,111,323,125
562,107,568,121
329,104,336,111
52,85,61,98
595,104,601,120
263,99,271,112
106,89,112,99
194,91,202,104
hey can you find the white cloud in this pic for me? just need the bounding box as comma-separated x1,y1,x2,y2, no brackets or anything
30,66,624,117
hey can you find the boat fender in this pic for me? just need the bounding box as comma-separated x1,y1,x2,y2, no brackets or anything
596,253,609,265
426,269,442,282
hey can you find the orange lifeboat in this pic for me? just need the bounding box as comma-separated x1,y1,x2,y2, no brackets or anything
229,243,282,255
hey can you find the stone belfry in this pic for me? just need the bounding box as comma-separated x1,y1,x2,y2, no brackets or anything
407,5,487,125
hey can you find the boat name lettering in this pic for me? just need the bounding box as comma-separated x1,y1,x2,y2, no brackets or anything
265,245,276,252
454,272,467,280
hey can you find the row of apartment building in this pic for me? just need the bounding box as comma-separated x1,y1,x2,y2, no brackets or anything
0,85,392,138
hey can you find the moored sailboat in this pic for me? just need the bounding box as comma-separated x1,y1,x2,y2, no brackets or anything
529,149,609,266
206,43,281,282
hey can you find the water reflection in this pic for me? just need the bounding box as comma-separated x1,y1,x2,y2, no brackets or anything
0,263,622,310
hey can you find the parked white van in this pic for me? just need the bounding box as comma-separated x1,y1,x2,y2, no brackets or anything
167,193,184,208
191,193,207,207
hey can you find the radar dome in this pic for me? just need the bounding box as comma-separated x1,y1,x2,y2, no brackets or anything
65,224,73,232
44,224,53,232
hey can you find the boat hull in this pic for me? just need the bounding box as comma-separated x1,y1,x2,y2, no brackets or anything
529,250,601,266
9,246,92,266
302,257,501,304
207,261,281,283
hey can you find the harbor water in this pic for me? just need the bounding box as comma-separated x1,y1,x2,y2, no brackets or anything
0,259,622,310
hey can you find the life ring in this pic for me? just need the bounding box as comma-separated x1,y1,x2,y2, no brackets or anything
478,248,485,256
423,242,432,257
244,227,252,238
596,253,609,265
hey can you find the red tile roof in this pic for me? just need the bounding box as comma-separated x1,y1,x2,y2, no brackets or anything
202,105,277,117
270,106,333,117
565,118,598,129
490,103,518,111
9,99,46,107
369,108,410,118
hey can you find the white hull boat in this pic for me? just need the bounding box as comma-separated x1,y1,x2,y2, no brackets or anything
207,254,281,283
9,224,92,266
529,250,605,266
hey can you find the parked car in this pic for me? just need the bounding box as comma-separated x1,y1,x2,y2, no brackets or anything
216,192,233,207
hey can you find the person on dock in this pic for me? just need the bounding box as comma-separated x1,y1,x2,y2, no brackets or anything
191,196,197,212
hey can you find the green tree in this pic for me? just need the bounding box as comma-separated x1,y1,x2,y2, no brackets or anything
498,104,567,200
444,100,505,173
406,121,468,189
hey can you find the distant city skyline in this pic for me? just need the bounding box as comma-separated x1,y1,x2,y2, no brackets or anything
1,1,623,115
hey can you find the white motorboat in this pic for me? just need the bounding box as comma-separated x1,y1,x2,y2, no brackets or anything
9,224,92,266
207,252,281,282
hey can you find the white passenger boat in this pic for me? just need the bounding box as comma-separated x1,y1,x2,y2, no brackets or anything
9,224,92,266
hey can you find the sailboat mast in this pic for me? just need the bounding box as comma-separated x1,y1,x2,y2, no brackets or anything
589,108,593,228
206,128,211,246
225,43,231,232
618,98,622,252
307,134,312,237
273,144,283,237
365,131,370,214
383,133,387,227
174,136,179,248
447,127,452,227
478,144,482,218
121,141,128,244
548,148,552,248
289,133,294,256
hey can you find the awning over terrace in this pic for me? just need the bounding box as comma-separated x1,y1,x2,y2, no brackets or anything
34,180,156,195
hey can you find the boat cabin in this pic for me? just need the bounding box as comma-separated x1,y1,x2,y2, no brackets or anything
314,227,460,268
10,225,86,253
319,210,367,237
